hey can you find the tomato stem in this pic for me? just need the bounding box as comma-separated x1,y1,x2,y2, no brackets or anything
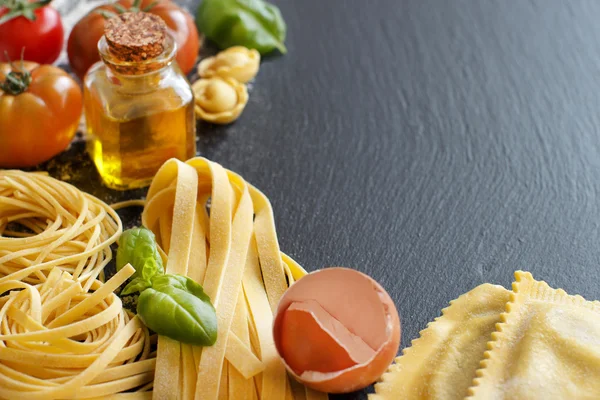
95,9,118,19
0,69,31,96
95,1,160,19
113,3,128,14
0,49,31,95
142,1,159,12
0,0,52,25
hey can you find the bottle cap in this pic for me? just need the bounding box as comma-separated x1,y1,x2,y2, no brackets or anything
105,12,167,63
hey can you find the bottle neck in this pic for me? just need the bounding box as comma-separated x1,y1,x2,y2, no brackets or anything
104,62,173,91
98,33,177,86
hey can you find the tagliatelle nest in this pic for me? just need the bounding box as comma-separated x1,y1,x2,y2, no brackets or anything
192,77,248,124
197,46,261,83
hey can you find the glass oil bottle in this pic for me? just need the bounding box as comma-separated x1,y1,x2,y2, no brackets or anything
83,12,196,190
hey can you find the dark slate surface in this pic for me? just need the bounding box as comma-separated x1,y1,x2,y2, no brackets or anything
43,0,600,398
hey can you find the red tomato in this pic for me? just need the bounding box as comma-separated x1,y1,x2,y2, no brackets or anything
0,62,83,167
68,0,200,80
0,1,64,65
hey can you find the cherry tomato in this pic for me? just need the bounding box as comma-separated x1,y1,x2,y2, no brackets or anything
68,0,200,80
0,1,64,65
0,62,83,167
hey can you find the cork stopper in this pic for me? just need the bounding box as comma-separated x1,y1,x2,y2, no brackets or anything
105,12,166,64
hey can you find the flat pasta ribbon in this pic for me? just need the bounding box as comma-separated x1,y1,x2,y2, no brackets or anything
143,157,327,400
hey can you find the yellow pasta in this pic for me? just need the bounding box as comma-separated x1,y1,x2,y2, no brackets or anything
0,162,329,400
371,284,510,400
467,271,600,399
198,46,261,84
0,170,121,290
0,264,154,399
143,157,328,400
0,171,155,399
192,77,249,124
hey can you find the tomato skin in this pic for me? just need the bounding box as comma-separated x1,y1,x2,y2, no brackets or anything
67,0,200,80
66,3,113,81
0,63,83,168
150,1,200,76
0,6,64,65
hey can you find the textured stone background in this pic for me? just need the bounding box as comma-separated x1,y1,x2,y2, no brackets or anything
46,3,600,399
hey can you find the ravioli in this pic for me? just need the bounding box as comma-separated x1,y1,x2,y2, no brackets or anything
467,271,600,400
371,283,510,400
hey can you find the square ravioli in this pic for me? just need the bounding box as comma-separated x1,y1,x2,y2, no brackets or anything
467,271,600,400
371,283,510,400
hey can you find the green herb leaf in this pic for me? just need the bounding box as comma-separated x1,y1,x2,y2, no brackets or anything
121,276,152,295
116,228,217,346
137,274,218,346
116,227,164,282
196,0,287,56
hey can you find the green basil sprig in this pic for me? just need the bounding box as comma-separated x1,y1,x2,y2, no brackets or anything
116,227,218,346
138,275,217,345
196,0,287,55
116,227,164,291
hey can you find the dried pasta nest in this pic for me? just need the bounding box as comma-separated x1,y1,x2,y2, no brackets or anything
197,46,261,83
192,77,248,124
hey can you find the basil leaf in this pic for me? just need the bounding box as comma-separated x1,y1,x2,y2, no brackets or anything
121,277,152,295
116,229,217,346
196,0,287,55
116,227,164,282
137,274,218,346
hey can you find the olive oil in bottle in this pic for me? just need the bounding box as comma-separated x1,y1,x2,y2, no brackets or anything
83,12,196,190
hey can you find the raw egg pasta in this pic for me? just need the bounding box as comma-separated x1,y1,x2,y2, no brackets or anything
371,284,510,400
142,157,327,400
197,46,261,84
0,170,121,290
0,164,326,399
0,264,154,399
467,271,600,399
192,77,248,124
